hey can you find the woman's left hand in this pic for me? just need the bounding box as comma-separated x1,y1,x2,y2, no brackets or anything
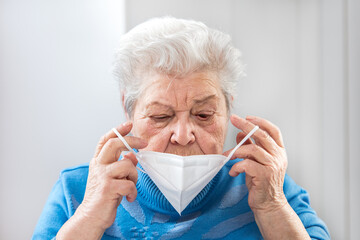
225,114,288,214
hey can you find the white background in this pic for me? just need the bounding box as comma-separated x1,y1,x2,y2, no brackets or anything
0,0,359,239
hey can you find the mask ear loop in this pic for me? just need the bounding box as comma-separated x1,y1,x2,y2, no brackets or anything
112,128,147,174
225,125,259,163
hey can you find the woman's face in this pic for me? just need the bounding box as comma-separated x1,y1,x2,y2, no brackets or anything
131,72,228,156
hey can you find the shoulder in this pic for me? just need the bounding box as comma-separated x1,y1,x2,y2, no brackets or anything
59,162,89,185
283,174,310,206
60,162,89,177
282,175,330,239
32,163,90,239
59,163,89,187
58,163,89,211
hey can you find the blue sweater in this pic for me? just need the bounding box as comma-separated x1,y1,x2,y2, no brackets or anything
33,158,330,239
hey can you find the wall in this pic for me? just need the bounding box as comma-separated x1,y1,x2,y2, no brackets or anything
0,0,126,239
0,0,358,239
124,0,358,239
348,0,360,238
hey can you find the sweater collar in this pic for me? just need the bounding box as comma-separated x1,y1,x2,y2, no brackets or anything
135,164,221,215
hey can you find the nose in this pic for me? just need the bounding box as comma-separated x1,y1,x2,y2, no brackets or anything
170,114,195,146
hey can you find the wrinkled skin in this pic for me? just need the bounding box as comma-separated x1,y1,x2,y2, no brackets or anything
57,72,302,240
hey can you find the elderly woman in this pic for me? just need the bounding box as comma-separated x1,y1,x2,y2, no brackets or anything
33,17,329,239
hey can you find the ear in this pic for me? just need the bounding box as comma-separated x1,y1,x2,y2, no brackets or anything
227,95,234,118
121,92,130,121
229,95,234,109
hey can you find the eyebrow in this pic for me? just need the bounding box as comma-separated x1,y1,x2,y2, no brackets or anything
193,94,218,104
145,94,218,109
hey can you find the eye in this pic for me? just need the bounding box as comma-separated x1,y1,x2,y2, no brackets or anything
150,115,172,122
196,112,214,121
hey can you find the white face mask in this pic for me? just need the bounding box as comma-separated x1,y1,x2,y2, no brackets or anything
112,125,259,215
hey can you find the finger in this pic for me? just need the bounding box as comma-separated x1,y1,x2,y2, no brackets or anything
106,158,138,184
122,152,138,166
236,132,254,145
111,179,137,202
229,158,266,177
98,136,147,164
225,144,273,165
94,122,133,158
246,115,284,148
230,114,278,154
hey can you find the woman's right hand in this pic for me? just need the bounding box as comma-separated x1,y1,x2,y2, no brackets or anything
57,122,147,239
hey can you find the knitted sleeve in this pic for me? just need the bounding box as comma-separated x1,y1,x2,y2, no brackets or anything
284,175,331,240
32,176,69,240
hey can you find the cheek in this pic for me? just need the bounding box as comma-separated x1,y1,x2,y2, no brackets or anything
202,115,227,137
132,119,171,151
195,117,228,153
133,119,159,138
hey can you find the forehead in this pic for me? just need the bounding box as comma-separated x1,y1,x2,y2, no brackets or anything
140,72,223,107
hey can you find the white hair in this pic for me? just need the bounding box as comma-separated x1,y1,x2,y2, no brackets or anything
113,16,245,116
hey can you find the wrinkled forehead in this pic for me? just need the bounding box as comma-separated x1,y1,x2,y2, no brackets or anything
139,72,224,109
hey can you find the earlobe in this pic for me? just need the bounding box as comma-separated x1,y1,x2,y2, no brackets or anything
226,95,234,118
230,95,234,106
121,92,130,121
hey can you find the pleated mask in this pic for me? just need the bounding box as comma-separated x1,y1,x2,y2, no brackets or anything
112,125,259,215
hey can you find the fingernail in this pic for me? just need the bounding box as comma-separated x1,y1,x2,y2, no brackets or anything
246,115,255,120
123,122,132,127
231,114,244,121
129,193,137,201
